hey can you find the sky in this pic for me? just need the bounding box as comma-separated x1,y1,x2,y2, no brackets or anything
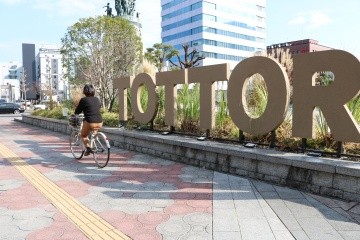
0,0,359,63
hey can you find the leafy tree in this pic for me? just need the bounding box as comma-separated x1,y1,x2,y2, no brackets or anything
61,16,143,111
144,43,178,72
168,43,205,69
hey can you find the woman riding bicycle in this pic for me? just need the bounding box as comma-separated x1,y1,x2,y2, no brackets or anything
74,84,103,156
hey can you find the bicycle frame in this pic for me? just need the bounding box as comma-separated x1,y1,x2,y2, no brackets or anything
69,114,110,168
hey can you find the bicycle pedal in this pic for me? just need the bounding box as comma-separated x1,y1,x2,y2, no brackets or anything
84,148,94,156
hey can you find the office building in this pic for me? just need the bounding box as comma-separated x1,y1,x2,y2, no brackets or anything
161,0,266,70
37,45,69,101
22,43,37,99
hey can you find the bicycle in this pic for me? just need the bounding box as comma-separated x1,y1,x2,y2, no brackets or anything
68,114,110,168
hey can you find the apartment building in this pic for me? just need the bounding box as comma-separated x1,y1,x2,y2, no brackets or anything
37,45,68,101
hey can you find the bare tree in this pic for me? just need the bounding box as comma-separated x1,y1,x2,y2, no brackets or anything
265,48,293,83
167,43,205,69
20,68,28,109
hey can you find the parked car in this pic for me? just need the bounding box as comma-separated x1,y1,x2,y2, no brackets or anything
0,99,6,104
0,103,25,114
33,102,47,110
33,100,54,110
19,100,31,107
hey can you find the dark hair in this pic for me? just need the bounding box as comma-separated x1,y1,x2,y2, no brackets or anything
83,84,95,97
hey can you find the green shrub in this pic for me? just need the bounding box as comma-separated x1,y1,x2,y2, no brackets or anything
61,99,76,110
32,109,47,117
348,96,360,124
177,83,200,124
102,111,119,127
212,116,239,140
216,89,228,128
32,106,65,119
46,107,64,119
245,74,267,118
32,107,120,127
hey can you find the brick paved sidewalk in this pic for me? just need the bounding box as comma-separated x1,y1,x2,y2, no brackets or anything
0,116,359,240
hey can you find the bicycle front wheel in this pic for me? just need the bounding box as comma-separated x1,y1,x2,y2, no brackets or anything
70,130,84,159
92,132,110,168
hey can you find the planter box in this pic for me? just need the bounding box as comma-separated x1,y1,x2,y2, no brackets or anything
19,114,360,202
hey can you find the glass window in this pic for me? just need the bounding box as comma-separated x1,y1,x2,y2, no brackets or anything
257,16,264,22
203,14,216,22
191,27,203,35
256,27,265,33
162,5,193,21
163,26,256,42
191,2,202,10
257,5,265,12
191,39,203,47
203,1,216,10
191,14,202,22
162,0,187,10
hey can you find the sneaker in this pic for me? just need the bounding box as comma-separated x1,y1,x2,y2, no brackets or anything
84,147,92,156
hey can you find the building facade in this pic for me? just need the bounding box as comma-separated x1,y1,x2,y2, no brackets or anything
266,39,333,55
37,45,69,101
161,0,267,70
22,43,37,100
1,43,70,103
0,61,22,102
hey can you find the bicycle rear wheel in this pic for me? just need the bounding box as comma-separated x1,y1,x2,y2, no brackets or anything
92,132,110,168
70,130,84,159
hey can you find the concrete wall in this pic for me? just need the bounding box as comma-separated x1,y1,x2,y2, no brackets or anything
19,114,360,202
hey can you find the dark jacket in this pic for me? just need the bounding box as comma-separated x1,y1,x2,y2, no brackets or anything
75,96,102,123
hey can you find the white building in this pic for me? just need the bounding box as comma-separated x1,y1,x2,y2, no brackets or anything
37,45,69,101
0,61,22,102
161,0,266,70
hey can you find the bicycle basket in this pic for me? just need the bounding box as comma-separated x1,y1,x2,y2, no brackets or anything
68,115,83,127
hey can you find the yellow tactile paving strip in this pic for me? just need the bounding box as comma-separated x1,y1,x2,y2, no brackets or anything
0,143,131,240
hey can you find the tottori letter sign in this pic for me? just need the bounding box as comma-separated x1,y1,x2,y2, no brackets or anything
114,50,360,143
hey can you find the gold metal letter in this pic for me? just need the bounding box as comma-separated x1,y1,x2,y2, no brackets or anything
228,56,290,135
156,69,188,126
188,64,230,129
131,73,159,124
292,50,360,142
114,76,134,121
